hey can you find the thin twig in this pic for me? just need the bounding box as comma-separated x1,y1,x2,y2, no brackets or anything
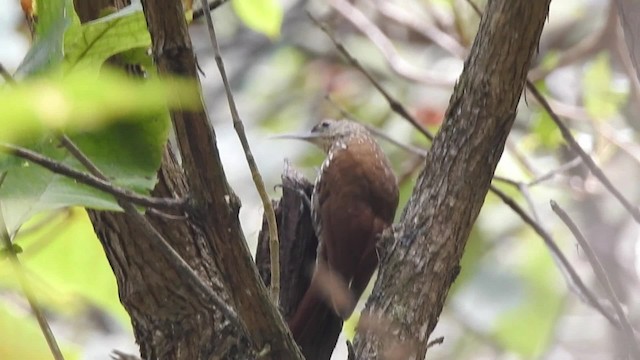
490,185,621,328
525,83,640,223
192,0,230,21
197,0,281,304
551,200,640,357
528,157,583,187
426,336,444,349
58,135,242,329
329,0,455,86
375,1,466,58
0,142,186,212
308,12,435,142
0,199,64,360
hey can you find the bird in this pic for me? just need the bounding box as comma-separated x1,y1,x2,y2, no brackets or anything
279,119,399,359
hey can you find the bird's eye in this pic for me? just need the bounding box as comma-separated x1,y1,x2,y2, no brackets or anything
320,121,330,128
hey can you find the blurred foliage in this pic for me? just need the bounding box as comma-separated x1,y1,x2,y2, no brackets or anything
583,52,629,120
2,0,639,359
232,0,283,38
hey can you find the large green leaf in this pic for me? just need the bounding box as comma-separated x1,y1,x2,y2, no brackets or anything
64,4,151,74
17,0,76,77
0,70,199,233
0,69,197,144
232,0,283,38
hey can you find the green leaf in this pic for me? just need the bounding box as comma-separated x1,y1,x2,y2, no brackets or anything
583,52,629,120
64,4,151,74
0,69,199,144
0,69,200,233
232,0,283,38
17,0,76,77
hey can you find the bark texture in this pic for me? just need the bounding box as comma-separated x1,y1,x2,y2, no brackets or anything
255,162,342,360
353,1,552,359
74,1,302,359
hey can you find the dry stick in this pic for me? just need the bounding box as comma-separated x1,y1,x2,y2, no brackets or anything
0,142,185,212
58,135,242,329
192,0,229,20
551,201,640,357
308,13,435,142
0,193,64,360
526,83,640,223
490,185,620,327
197,0,281,304
528,157,583,187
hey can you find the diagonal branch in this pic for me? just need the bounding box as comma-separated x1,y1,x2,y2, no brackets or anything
0,142,187,211
198,0,281,304
551,201,640,357
308,13,435,142
58,135,242,329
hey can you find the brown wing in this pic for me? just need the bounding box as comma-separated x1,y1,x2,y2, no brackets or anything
313,138,399,292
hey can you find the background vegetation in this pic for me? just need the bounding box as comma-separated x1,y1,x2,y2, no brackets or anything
1,0,638,359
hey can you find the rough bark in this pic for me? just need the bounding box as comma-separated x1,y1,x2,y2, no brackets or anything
255,162,342,360
256,162,318,321
74,1,302,359
353,1,552,359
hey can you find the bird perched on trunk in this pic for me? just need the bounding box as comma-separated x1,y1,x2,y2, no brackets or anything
279,119,399,359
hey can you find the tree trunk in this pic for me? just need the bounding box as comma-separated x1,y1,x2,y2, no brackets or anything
74,1,301,359
354,1,552,359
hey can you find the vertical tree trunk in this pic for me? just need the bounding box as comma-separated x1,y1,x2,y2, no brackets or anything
354,1,552,359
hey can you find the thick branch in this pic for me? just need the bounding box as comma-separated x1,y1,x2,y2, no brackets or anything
140,1,301,358
354,1,552,358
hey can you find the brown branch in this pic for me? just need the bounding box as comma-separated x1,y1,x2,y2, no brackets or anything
525,83,640,223
551,200,640,357
140,0,302,357
198,0,281,304
490,185,620,327
0,142,187,212
192,0,229,20
353,2,553,358
308,13,435,142
58,135,242,329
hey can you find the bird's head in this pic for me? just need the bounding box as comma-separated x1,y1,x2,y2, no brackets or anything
276,119,366,153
